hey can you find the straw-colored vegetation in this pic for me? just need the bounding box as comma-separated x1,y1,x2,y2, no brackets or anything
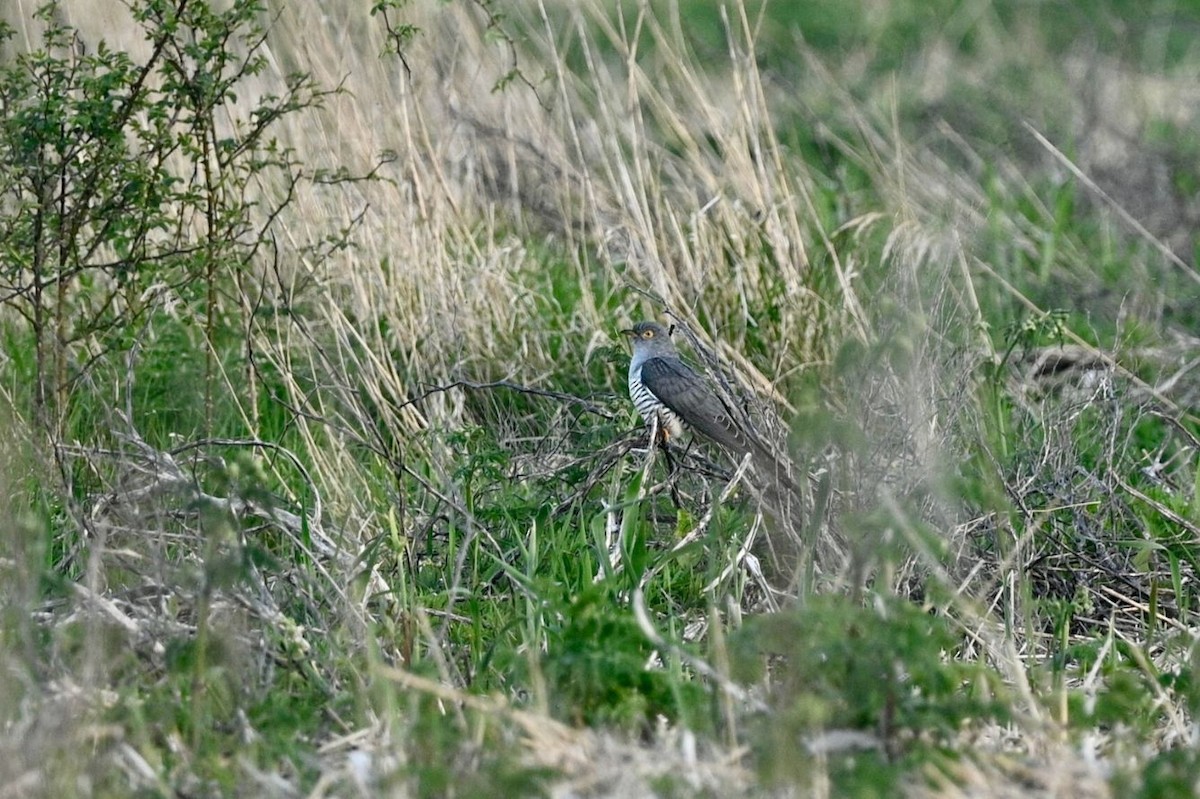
1,0,1198,795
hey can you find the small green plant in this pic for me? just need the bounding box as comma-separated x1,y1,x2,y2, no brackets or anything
731,594,1009,788
540,580,712,730
0,0,325,439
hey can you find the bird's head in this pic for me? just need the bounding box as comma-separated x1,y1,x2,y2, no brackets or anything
621,321,676,351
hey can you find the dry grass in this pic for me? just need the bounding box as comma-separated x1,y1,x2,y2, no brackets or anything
1,0,1198,795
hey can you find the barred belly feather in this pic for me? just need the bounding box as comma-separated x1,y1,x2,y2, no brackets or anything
629,366,685,439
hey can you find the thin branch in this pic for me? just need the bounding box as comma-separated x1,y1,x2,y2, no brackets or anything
401,379,618,420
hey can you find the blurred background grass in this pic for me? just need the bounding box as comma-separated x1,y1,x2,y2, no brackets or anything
0,0,1198,795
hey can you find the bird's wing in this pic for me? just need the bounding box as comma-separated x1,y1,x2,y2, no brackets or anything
639,356,758,456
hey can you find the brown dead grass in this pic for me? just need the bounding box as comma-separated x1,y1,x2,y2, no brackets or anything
2,0,1199,796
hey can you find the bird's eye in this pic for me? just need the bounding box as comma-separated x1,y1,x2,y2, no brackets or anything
642,330,653,338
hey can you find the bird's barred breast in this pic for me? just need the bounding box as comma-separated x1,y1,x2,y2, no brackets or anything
629,374,685,438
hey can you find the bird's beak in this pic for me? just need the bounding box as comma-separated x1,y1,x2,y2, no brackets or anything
620,328,635,338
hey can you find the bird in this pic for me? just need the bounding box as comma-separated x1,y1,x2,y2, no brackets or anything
622,321,847,577
620,320,793,483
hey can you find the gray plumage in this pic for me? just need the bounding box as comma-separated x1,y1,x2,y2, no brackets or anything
622,321,837,572
621,321,774,464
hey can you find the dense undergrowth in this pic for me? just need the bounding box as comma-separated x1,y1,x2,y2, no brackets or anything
0,0,1198,796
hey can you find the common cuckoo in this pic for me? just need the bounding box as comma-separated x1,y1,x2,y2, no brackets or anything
621,321,790,479
622,320,839,574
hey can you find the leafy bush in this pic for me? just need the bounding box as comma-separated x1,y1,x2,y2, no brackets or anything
732,595,1010,787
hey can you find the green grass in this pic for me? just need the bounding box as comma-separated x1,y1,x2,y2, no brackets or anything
0,0,1198,796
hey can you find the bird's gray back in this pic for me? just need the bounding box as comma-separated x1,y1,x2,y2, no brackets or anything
637,355,758,456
